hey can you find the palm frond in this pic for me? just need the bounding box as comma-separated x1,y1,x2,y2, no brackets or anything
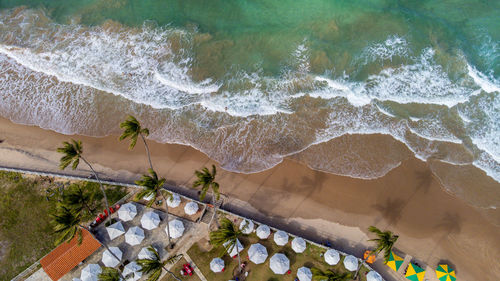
98,267,121,281
193,165,220,201
119,115,142,149
57,140,82,170
51,206,83,245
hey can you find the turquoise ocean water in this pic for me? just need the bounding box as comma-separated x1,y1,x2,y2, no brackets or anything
0,1,499,207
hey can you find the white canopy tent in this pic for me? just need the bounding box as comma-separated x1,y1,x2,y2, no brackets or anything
324,249,340,265
366,270,383,281
297,266,312,281
101,247,122,267
106,221,125,240
248,243,268,264
80,264,101,281
125,226,145,246
343,255,359,271
167,219,185,238
167,194,181,208
269,253,290,274
273,230,289,246
184,201,199,215
123,261,142,281
224,239,243,257
239,219,254,234
118,203,137,221
137,246,157,260
210,257,225,273
256,224,271,239
291,237,307,253
141,211,161,230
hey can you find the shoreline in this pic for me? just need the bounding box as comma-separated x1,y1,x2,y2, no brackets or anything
1,117,500,280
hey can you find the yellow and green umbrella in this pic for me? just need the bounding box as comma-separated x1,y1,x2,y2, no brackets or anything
385,251,404,272
405,263,426,281
436,264,456,281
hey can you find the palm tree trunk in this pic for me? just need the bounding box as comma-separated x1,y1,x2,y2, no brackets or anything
236,239,242,273
161,193,171,245
81,157,110,213
79,225,125,279
210,191,221,228
140,133,154,171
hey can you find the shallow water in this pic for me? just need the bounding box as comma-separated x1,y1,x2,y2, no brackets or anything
0,1,499,207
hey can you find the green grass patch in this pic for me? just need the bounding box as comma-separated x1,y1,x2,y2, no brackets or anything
161,257,202,281
187,231,368,281
0,171,128,280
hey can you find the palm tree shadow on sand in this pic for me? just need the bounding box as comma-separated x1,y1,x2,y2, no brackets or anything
372,197,406,227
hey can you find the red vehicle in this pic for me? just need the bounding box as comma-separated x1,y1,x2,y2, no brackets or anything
182,264,194,276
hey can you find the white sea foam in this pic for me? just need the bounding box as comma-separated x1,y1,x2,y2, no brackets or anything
0,8,499,185
467,65,500,93
362,35,410,63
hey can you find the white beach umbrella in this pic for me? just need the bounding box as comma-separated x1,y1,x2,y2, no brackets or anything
118,202,137,221
256,224,271,239
248,243,268,264
106,221,125,240
343,255,359,271
239,219,254,234
184,201,199,215
123,261,142,281
102,247,122,267
80,264,101,281
291,237,307,253
137,246,157,260
366,270,383,281
274,230,289,246
269,253,290,274
167,194,181,208
141,211,161,230
210,257,225,273
125,226,145,246
167,219,185,238
297,266,312,281
324,249,340,265
224,239,243,257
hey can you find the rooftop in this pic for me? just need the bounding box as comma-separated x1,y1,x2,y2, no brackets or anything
40,228,101,281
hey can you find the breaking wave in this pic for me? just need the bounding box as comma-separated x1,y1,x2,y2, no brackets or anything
0,8,499,207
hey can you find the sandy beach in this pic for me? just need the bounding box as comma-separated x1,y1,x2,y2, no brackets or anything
1,117,499,280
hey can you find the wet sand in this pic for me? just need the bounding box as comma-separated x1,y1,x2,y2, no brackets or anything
1,117,499,280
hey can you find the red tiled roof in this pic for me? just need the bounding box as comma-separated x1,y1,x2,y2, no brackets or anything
40,228,101,281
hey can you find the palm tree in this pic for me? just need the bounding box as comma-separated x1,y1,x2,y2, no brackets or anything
193,164,221,228
134,169,174,244
50,205,125,279
209,217,244,271
57,140,110,213
367,226,399,261
62,184,98,220
136,246,182,281
119,115,153,171
98,267,121,281
354,225,399,278
311,268,352,281
51,205,85,245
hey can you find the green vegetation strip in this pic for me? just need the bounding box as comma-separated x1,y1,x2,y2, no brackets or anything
160,257,202,281
0,171,127,280
187,232,369,281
